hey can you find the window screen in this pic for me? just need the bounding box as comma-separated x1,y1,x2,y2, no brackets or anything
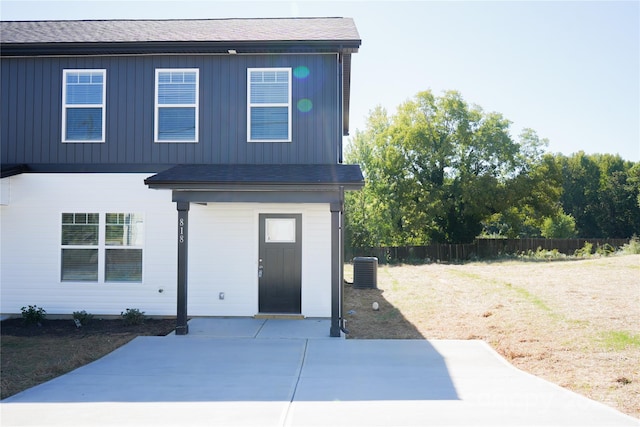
248,68,291,141
61,213,99,281
62,70,106,142
155,69,199,142
105,213,143,282
60,213,144,283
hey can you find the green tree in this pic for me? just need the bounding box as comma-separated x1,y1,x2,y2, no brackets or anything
489,132,562,238
558,152,640,238
345,90,560,246
540,212,578,238
559,152,602,237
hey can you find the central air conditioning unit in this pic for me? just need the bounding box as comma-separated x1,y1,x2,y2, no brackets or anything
352,257,378,289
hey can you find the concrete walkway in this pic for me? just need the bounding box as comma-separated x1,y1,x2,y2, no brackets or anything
2,318,638,426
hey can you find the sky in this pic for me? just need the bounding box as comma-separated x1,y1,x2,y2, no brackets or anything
2,0,639,161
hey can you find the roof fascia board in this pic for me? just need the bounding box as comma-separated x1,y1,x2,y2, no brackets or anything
0,40,360,57
172,190,343,204
148,182,363,192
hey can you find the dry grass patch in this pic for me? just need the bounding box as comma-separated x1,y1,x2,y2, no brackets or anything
344,254,640,418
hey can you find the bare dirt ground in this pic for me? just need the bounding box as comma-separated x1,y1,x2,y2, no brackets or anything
1,318,175,399
344,254,640,418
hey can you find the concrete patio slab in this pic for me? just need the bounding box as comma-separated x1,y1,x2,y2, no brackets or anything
2,318,638,426
183,317,265,337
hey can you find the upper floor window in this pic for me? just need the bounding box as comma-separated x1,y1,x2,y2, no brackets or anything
247,68,291,142
62,70,106,143
155,69,199,143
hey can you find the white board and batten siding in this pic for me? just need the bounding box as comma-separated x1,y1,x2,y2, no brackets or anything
0,174,333,318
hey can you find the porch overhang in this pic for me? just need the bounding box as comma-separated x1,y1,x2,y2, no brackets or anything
144,164,364,200
144,163,362,337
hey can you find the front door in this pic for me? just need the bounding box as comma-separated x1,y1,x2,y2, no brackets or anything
258,214,302,313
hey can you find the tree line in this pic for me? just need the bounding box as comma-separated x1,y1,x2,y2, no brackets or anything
345,90,640,248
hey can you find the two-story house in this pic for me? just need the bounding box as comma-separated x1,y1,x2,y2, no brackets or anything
0,18,362,335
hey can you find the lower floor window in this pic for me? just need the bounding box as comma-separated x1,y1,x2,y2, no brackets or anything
105,248,143,282
61,248,98,281
61,212,144,283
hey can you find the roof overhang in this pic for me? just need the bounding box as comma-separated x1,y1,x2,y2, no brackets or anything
145,164,363,204
145,164,364,192
0,164,28,178
0,40,360,57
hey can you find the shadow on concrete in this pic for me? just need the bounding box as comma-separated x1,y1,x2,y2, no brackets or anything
3,321,458,403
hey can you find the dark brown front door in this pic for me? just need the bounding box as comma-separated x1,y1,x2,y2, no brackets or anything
258,214,302,313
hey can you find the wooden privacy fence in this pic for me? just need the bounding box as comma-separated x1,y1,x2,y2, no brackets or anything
346,238,631,264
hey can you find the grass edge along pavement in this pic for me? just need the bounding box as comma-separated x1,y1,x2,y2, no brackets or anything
343,254,640,419
1,255,638,419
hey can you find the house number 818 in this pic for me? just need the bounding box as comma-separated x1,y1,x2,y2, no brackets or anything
179,218,185,243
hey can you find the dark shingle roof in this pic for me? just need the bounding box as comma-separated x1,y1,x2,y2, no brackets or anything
144,164,364,190
1,17,360,48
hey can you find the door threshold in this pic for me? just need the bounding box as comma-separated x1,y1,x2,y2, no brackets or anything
254,313,305,320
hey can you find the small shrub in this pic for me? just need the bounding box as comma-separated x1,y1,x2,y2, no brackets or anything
596,243,615,257
574,241,593,258
21,305,46,326
518,247,566,261
72,310,94,326
121,308,146,325
620,235,640,255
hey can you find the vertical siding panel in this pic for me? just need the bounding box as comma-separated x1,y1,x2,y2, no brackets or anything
40,59,52,163
32,59,43,162
233,57,244,163
207,57,217,163
232,56,243,164
0,61,8,162
16,60,27,162
143,58,155,164
50,58,61,163
118,58,129,163
212,55,221,163
217,58,228,164
2,60,16,162
22,59,33,162
132,57,144,163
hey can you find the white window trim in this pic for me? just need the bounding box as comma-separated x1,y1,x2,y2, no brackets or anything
60,212,100,282
62,69,107,143
247,67,292,143
60,212,145,284
154,68,199,143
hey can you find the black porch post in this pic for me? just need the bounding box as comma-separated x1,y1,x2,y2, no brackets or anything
176,201,190,335
330,200,342,337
